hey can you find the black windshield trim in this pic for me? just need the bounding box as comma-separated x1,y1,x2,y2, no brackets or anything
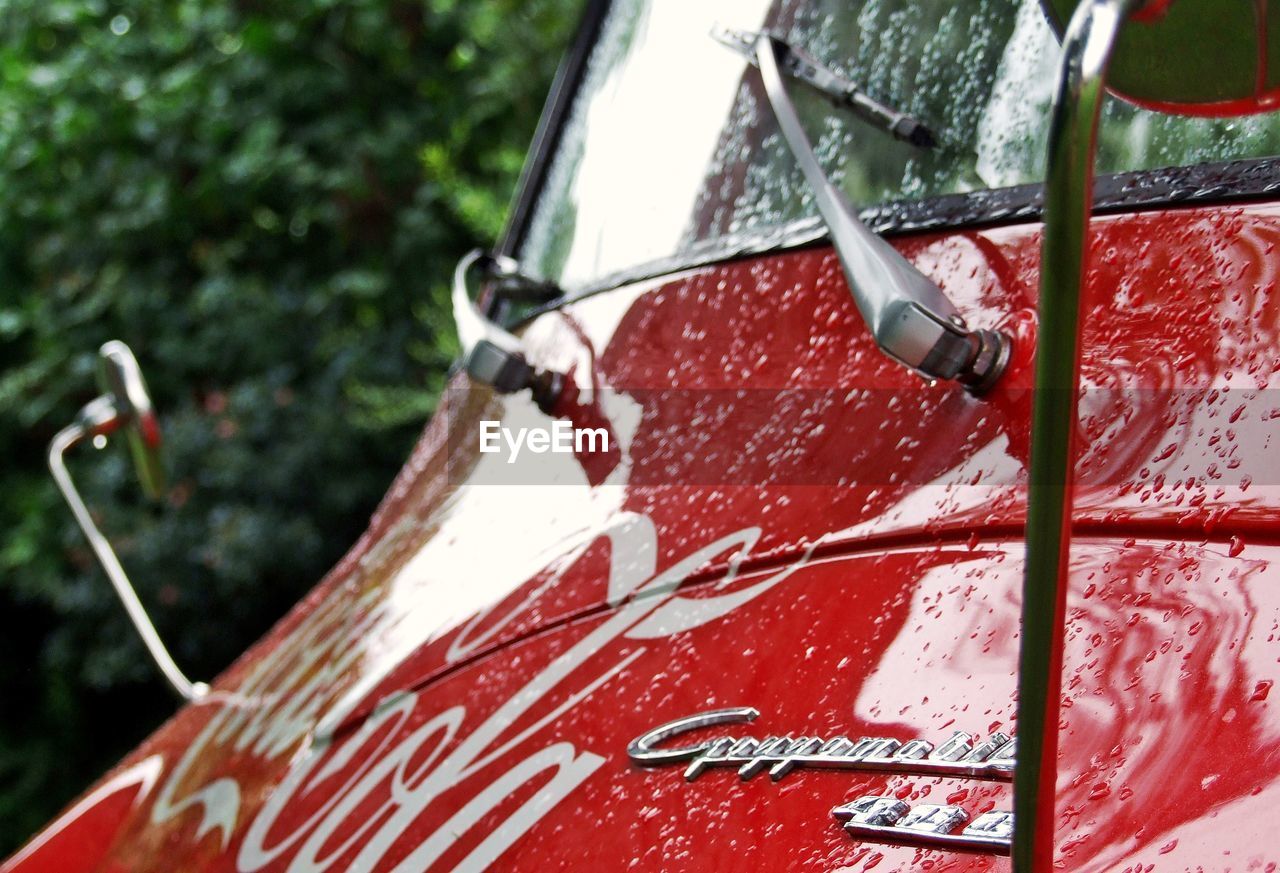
496,0,611,259
508,155,1280,322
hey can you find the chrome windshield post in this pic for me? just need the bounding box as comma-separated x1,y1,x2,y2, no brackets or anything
745,31,1010,395
1014,0,1139,869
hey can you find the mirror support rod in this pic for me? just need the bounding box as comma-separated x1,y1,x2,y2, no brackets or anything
1013,0,1139,869
48,416,208,703
749,33,1010,394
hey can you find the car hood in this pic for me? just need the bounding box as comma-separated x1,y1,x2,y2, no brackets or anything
9,203,1280,871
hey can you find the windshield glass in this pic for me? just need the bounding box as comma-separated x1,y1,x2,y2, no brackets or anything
521,0,1280,290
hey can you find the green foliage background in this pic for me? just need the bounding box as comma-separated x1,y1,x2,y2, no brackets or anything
0,0,577,852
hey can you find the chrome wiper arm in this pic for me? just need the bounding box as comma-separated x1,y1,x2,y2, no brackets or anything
717,29,1010,394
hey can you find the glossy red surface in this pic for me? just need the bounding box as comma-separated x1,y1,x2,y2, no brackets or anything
7,201,1280,872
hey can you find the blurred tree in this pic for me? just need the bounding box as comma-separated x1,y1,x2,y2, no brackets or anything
0,0,578,852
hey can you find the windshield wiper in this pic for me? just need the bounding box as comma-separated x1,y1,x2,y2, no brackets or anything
714,28,1010,394
712,26,936,149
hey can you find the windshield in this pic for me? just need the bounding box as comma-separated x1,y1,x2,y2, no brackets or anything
520,0,1280,290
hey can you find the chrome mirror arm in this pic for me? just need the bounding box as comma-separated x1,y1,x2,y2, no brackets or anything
750,33,1010,394
1013,0,1140,869
48,415,208,703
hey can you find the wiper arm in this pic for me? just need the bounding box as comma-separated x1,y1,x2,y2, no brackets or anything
715,29,1010,394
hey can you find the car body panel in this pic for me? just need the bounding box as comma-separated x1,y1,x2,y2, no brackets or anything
8,201,1280,871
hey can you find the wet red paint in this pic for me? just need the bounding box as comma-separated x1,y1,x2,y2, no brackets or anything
7,202,1280,872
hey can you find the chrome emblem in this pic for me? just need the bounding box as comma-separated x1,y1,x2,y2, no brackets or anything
627,707,1016,782
834,797,1013,855
628,708,1015,856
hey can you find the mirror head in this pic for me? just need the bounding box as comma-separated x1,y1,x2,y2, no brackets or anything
1044,0,1280,116
93,341,166,500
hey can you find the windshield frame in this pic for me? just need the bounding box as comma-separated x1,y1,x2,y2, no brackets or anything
496,0,1280,308
496,0,612,261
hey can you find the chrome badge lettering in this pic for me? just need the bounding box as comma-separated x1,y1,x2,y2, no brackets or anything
833,796,1013,855
628,708,1016,782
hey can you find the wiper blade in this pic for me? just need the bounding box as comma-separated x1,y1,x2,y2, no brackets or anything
711,25,936,149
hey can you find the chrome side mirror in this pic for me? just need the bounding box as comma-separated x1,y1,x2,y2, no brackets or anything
48,341,207,701
94,340,166,499
1044,0,1280,114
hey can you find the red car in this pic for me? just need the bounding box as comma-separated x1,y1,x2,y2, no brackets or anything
9,0,1280,870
